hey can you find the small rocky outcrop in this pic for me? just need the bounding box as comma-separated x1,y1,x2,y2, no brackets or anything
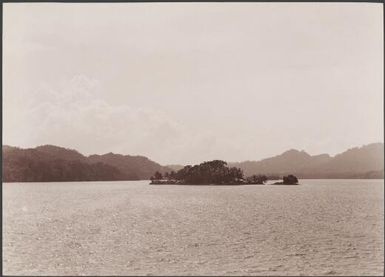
273,174,299,185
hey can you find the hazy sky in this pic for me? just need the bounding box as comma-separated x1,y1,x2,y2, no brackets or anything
3,3,383,165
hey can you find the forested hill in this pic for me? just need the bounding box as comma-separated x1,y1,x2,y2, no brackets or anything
229,143,384,179
2,145,170,182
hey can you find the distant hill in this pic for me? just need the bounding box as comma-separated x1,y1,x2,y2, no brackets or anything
34,145,85,161
2,145,170,182
166,164,185,172
229,143,384,179
88,153,170,180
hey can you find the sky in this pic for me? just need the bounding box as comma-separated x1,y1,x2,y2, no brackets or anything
3,3,383,165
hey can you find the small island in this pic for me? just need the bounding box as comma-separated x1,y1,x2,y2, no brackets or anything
150,160,298,185
272,174,299,185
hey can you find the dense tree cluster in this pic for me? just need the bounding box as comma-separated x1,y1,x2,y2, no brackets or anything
246,174,268,184
151,161,301,186
151,160,244,185
272,174,299,185
282,175,299,184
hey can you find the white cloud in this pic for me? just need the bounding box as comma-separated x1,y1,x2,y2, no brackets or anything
4,74,232,164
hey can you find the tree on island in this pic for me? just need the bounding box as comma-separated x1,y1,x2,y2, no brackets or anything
271,174,299,185
152,171,163,180
151,161,299,186
246,174,268,184
169,170,176,179
151,160,245,185
282,174,298,184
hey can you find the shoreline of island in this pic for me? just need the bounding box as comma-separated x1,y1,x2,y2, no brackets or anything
150,160,299,186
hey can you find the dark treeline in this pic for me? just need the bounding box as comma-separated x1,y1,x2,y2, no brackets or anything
272,174,299,185
151,160,243,185
150,160,293,185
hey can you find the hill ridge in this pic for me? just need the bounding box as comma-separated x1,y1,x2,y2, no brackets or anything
229,143,384,178
2,144,170,182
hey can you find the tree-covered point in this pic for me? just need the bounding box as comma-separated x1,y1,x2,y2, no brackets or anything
283,175,299,184
150,160,300,185
273,174,299,185
245,174,268,184
151,160,245,185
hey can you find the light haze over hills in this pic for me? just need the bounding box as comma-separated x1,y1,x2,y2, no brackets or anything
229,143,384,178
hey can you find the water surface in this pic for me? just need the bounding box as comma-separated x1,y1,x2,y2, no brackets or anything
3,179,384,275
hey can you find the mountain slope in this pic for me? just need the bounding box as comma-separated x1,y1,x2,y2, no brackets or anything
88,153,170,180
2,146,125,182
166,164,185,172
35,145,85,161
230,143,384,178
322,143,384,173
2,145,170,182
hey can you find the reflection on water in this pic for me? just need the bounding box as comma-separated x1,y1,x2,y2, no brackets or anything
3,179,384,276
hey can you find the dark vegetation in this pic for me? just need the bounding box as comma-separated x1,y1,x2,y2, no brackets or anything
245,174,268,184
150,160,286,185
151,160,245,185
273,175,299,185
3,145,170,182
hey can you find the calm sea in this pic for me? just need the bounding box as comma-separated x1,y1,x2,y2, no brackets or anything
3,179,384,276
